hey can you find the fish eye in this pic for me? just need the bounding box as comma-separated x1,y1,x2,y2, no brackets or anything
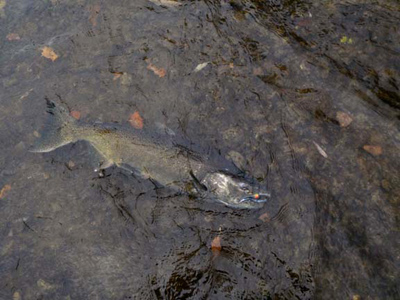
239,184,250,192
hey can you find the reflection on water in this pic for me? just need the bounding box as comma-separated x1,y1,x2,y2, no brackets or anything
0,0,399,299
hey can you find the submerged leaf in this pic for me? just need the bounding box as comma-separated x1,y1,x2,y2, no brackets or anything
129,111,144,129
146,61,166,78
0,184,11,199
13,291,21,300
149,0,181,7
340,36,353,44
88,4,101,27
41,46,58,61
112,72,123,80
20,89,33,100
37,279,53,290
194,62,209,72
211,236,222,256
363,145,382,156
259,212,270,222
336,111,353,127
70,111,81,120
313,141,328,158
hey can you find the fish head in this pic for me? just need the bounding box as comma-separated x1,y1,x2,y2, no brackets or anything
201,172,270,209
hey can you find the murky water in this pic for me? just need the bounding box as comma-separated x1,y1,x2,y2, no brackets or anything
1,0,399,299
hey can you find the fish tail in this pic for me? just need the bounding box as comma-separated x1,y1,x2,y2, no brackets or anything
29,98,78,153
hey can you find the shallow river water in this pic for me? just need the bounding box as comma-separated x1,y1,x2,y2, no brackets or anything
0,0,399,299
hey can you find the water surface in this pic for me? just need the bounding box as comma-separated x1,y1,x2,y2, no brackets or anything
0,0,399,299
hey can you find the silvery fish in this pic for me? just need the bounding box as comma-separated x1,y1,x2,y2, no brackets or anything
30,99,270,209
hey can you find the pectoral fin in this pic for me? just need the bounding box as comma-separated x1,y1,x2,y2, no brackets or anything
118,163,144,178
189,170,207,192
94,159,114,172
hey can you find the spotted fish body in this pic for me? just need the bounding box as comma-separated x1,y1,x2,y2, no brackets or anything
30,100,269,209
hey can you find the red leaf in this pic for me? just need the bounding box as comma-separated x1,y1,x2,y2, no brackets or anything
70,111,81,120
129,111,144,129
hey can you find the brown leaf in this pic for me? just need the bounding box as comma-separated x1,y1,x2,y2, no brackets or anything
336,111,353,127
70,110,81,120
146,61,166,78
363,145,382,156
259,212,270,222
6,33,21,41
211,236,222,256
129,111,144,129
41,46,58,61
88,4,101,27
0,184,11,199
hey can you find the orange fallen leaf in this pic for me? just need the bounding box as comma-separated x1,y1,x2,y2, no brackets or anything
259,212,270,222
146,61,166,78
41,46,58,61
88,4,101,27
70,110,81,120
0,184,11,199
129,111,144,129
363,145,382,156
211,236,222,257
6,33,21,41
336,111,353,127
